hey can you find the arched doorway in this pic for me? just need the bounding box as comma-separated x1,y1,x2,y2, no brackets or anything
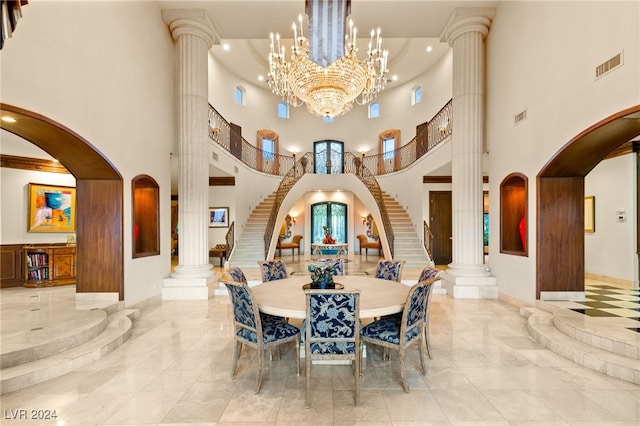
0,104,124,299
536,105,640,299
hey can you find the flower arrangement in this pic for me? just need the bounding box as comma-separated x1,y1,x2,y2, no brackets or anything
322,225,336,244
308,261,335,287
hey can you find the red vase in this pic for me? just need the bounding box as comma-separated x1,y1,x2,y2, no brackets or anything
518,216,526,249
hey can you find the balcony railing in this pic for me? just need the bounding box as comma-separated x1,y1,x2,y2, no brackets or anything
208,99,452,177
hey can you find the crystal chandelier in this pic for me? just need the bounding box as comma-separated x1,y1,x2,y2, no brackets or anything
267,15,389,119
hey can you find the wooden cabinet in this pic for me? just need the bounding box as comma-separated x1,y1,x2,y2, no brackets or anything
24,245,76,287
1,244,25,288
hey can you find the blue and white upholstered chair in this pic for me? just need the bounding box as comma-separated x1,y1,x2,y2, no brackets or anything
223,278,300,393
224,266,283,324
374,259,405,282
360,280,434,392
304,289,361,407
315,258,345,276
258,259,288,282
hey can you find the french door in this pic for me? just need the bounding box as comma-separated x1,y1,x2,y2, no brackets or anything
314,140,344,174
311,202,347,243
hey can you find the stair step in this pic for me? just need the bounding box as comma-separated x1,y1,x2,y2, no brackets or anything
0,309,137,395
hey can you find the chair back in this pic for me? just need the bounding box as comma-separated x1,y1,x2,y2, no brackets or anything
258,259,288,282
305,289,360,355
374,259,405,282
399,281,432,343
223,280,261,340
418,266,440,283
356,234,367,245
226,266,248,284
292,234,303,245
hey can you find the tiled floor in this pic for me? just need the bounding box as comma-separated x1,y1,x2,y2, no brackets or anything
1,259,639,425
569,285,640,333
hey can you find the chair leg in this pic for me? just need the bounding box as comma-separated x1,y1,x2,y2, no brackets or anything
232,341,242,378
424,325,432,359
354,353,360,406
305,349,312,408
418,331,427,376
399,346,409,392
296,338,301,376
255,347,264,393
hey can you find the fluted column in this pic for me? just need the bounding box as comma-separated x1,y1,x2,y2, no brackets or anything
440,8,497,298
162,10,216,299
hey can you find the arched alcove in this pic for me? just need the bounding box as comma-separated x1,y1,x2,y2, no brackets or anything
536,105,640,299
1,103,125,300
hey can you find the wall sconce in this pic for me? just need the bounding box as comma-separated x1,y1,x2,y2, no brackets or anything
292,216,297,224
362,216,367,224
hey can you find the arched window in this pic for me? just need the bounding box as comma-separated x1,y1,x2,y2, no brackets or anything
378,129,400,173
235,86,246,106
277,102,289,119
411,86,422,105
257,129,279,173
368,102,380,118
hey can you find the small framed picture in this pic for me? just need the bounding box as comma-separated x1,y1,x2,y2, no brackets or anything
584,196,595,233
209,207,229,228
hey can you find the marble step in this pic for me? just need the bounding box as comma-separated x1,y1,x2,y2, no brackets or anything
522,305,640,385
0,308,137,395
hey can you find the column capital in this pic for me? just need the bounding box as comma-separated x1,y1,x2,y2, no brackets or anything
440,7,496,46
162,9,218,48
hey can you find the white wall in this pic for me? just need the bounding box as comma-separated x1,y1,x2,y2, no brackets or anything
1,1,176,306
486,1,640,303
585,155,636,285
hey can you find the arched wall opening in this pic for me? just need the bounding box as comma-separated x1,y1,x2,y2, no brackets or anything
536,105,640,299
1,104,125,300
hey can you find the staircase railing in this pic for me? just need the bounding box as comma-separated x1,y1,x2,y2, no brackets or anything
423,220,434,261
208,99,452,177
344,152,395,258
208,105,295,175
225,221,235,262
361,100,452,175
263,152,316,258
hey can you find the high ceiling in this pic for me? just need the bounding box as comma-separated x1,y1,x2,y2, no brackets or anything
159,0,497,88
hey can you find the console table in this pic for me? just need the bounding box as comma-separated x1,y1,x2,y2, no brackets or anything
310,243,348,259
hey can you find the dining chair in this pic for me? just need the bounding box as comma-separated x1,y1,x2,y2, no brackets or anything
417,266,440,359
223,278,300,393
360,279,435,392
224,266,284,324
374,259,405,282
258,259,288,282
304,288,361,407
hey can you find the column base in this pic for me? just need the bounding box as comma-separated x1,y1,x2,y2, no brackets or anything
163,266,219,300
441,266,498,299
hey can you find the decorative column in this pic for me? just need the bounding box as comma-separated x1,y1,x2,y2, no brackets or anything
440,8,498,298
162,9,216,299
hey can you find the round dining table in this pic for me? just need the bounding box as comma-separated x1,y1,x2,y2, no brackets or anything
251,274,410,320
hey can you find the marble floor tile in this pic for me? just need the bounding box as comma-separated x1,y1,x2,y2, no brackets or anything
1,266,639,425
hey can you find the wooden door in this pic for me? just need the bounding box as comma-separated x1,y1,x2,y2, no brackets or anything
429,191,452,265
51,247,76,285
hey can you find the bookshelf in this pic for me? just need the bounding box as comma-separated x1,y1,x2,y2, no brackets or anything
24,245,76,287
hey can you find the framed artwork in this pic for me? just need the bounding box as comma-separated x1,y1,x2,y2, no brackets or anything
584,196,595,233
209,207,229,228
28,183,76,232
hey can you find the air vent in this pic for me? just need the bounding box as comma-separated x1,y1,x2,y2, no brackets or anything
514,109,527,125
595,51,623,79
212,152,218,161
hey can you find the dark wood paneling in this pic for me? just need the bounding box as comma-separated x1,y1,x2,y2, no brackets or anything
0,244,25,288
429,191,452,265
536,177,584,298
539,106,640,177
209,176,235,186
76,180,123,298
423,176,489,184
0,154,70,174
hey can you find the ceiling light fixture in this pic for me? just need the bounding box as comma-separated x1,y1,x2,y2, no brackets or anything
267,13,388,119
